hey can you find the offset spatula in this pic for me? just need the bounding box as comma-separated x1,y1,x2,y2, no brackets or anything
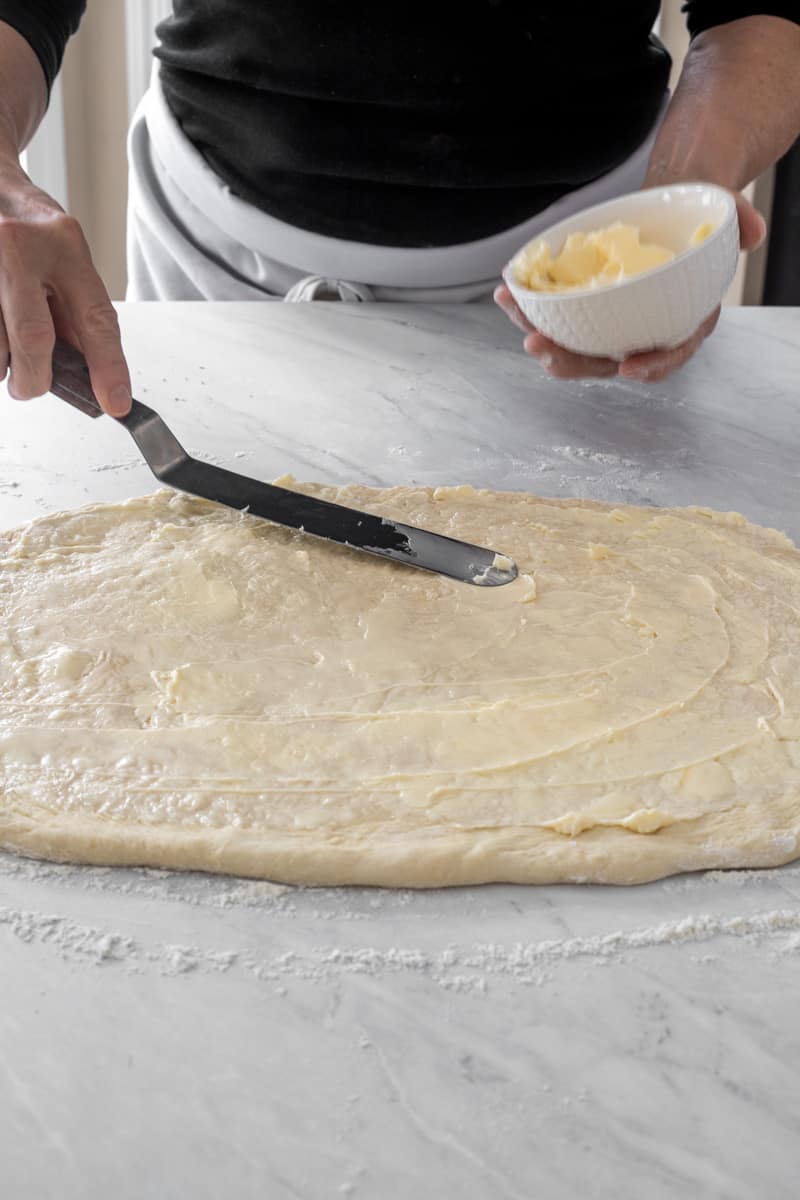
49,338,518,587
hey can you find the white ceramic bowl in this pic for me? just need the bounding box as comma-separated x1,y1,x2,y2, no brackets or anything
502,184,739,361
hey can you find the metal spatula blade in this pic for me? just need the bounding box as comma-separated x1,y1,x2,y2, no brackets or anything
49,338,518,587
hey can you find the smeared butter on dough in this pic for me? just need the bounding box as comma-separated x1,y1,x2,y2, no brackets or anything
1,483,799,886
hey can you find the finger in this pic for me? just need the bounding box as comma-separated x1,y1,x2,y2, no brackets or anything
64,268,131,416
0,308,8,382
619,308,720,382
48,293,82,354
619,342,698,384
493,284,537,334
1,281,55,400
735,194,767,253
496,283,620,379
523,330,619,380
495,284,618,377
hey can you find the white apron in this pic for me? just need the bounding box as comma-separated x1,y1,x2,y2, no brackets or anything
127,66,667,303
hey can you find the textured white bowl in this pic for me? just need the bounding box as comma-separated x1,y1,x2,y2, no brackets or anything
503,184,739,360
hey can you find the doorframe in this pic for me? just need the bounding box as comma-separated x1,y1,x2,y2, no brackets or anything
124,0,172,122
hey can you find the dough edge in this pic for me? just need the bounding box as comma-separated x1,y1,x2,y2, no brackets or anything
2,804,799,887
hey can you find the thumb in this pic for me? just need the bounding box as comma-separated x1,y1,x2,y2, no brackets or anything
735,192,767,253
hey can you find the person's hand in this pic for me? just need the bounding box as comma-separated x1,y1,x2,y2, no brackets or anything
0,153,131,414
494,191,766,383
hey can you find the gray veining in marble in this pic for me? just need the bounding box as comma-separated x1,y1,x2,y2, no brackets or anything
1,303,800,1200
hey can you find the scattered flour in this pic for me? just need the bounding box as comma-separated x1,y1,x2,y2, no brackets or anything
552,445,639,470
3,852,800,993
0,907,238,976
88,459,146,474
2,899,800,992
0,851,294,911
663,861,800,892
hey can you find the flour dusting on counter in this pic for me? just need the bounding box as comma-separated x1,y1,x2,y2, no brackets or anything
0,851,293,910
2,884,800,991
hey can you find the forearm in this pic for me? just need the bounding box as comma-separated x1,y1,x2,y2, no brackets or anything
0,20,47,162
646,15,800,190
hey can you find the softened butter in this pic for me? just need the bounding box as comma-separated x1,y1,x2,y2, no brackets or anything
512,220,714,293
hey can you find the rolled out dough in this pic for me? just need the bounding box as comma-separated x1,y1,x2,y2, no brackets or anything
1,482,799,886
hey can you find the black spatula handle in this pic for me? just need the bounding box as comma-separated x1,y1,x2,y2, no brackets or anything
50,338,105,419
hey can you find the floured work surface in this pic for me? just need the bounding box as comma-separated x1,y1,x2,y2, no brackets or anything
1,482,799,886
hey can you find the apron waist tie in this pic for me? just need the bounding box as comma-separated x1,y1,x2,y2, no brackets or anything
283,275,375,303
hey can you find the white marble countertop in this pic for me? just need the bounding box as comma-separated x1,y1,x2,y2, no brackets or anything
2,302,800,1199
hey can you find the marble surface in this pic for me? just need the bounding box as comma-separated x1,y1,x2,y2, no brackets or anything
2,301,800,1199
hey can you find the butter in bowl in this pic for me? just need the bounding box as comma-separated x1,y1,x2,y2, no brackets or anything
502,184,739,360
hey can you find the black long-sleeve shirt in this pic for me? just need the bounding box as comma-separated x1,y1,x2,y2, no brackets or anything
2,2,798,245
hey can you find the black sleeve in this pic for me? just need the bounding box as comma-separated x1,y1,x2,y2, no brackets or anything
0,0,87,91
683,2,800,36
